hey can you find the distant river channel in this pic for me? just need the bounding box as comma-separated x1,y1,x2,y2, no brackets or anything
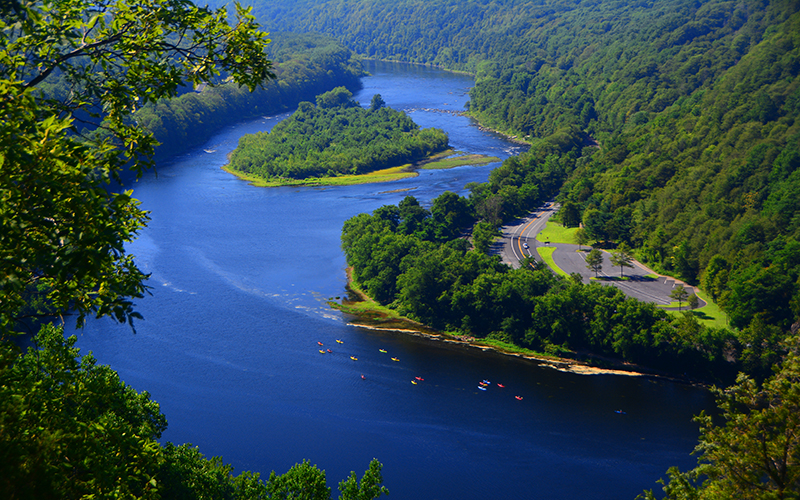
68,61,714,500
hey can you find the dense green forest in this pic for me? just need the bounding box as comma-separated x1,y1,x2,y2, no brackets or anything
32,31,363,161
5,0,800,497
228,87,449,179
0,1,388,498
241,0,800,373
133,33,364,159
241,0,800,493
342,192,736,382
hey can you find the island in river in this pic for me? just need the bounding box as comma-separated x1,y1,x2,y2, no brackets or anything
223,87,499,187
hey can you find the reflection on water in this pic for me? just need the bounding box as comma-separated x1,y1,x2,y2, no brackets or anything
69,61,713,500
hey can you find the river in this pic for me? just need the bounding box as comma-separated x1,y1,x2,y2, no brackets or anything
68,61,714,500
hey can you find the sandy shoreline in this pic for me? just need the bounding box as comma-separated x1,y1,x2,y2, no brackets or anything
347,322,650,378
336,267,676,380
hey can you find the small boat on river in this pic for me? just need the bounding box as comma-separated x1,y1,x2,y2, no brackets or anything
515,396,523,401
411,380,417,385
317,342,324,346
350,356,358,361
391,357,399,362
336,339,344,344
379,349,387,353
319,350,325,354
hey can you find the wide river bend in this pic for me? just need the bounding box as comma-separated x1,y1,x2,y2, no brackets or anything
69,61,714,500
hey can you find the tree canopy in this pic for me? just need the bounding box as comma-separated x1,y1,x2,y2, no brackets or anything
135,32,364,159
342,194,737,381
228,87,449,179
643,335,800,499
1,2,393,498
243,0,800,370
0,0,272,335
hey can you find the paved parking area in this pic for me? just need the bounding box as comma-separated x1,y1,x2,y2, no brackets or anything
497,208,702,308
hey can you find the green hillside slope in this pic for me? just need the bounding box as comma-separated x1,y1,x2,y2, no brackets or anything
240,0,800,353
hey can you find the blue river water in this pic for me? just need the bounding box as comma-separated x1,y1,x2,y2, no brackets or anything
68,61,714,499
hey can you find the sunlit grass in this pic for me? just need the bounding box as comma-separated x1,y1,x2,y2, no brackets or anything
590,275,631,281
476,338,547,357
222,164,417,187
222,147,502,187
420,152,501,169
536,221,579,245
537,246,570,277
662,290,729,328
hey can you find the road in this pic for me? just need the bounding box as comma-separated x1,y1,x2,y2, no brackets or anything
495,201,558,268
495,202,701,308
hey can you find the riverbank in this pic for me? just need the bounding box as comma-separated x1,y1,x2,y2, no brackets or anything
361,57,477,77
331,268,696,383
465,117,532,146
222,149,500,187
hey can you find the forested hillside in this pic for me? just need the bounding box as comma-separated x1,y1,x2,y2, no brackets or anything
132,33,363,158
240,0,800,366
5,0,799,497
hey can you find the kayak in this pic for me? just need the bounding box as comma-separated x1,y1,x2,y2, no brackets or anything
379,349,387,353
515,396,523,401
478,386,487,391
391,357,399,362
336,339,344,344
350,356,358,361
497,384,505,388
411,380,417,385
319,350,325,354
317,342,324,346
415,377,424,381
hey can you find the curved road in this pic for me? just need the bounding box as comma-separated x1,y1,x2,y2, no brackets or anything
496,203,701,308
496,201,558,268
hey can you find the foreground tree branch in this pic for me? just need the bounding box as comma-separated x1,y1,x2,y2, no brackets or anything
0,0,274,335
